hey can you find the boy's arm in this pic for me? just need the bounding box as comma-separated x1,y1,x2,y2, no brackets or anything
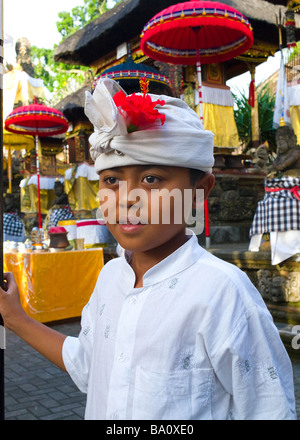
213,305,296,420
0,272,67,372
9,315,67,372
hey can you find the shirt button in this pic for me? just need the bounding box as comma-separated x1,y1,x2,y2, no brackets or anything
130,296,137,304
118,353,125,362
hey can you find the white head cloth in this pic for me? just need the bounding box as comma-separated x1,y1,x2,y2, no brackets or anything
85,78,215,174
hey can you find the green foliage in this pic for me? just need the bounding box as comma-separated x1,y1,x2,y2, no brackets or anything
57,0,105,40
30,46,55,93
288,41,300,61
232,90,250,147
258,85,276,149
30,0,123,104
31,44,91,104
233,84,276,152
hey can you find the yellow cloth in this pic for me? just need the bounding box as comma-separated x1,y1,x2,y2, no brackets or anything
65,176,99,211
3,66,46,119
20,176,99,215
20,185,56,214
195,103,239,148
3,129,35,151
290,106,300,144
4,248,104,323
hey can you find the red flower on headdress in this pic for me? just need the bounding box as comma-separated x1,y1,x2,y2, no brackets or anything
113,90,165,133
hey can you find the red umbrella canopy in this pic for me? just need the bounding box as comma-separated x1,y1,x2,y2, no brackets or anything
5,103,69,137
140,1,254,65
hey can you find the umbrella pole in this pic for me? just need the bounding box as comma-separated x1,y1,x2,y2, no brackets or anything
7,148,12,194
196,55,204,123
195,47,210,249
35,135,42,229
0,0,5,420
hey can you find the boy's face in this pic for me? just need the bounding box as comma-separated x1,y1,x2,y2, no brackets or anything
99,165,214,254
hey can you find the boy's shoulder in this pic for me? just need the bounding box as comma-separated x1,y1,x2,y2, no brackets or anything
100,255,124,275
192,246,265,309
98,243,264,307
193,246,251,286
100,244,253,289
194,247,246,282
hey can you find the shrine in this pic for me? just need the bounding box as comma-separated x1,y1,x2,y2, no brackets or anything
53,0,298,245
53,0,300,316
3,0,300,312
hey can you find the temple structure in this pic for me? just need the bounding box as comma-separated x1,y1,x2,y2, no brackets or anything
52,1,300,315
53,0,300,151
52,0,300,236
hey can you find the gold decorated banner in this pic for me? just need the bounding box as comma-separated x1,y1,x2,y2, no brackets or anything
65,176,99,211
290,106,300,145
20,184,56,214
184,82,239,149
196,103,240,148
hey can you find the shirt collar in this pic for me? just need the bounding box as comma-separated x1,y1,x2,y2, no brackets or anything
121,231,204,288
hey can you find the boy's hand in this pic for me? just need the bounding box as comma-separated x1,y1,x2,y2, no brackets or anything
0,272,27,330
0,272,67,371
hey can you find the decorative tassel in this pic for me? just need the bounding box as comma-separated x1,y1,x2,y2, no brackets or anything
280,117,286,127
140,77,150,97
248,79,255,108
285,8,296,49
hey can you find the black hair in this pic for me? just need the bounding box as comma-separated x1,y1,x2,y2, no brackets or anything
189,169,206,186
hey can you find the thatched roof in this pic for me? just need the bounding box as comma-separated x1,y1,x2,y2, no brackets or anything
54,0,300,66
55,85,91,122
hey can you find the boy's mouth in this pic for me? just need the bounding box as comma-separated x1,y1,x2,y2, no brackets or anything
117,217,147,232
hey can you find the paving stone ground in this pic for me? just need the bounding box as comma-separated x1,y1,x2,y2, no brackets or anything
4,320,86,420
3,319,300,420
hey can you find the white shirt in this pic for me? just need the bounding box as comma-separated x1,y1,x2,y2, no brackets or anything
63,234,296,420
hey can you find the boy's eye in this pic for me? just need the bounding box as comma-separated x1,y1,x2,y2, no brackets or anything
104,177,119,185
143,175,161,184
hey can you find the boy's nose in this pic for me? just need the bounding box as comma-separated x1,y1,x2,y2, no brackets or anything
118,182,149,218
118,181,142,209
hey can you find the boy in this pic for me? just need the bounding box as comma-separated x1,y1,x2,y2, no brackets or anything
0,79,296,420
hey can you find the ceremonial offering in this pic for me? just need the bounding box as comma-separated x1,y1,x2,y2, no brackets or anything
76,219,110,248
48,226,70,249
74,238,85,250
31,228,44,251
58,220,77,248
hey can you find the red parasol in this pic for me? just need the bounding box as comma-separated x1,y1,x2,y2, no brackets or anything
140,1,253,65
5,103,68,228
141,1,254,247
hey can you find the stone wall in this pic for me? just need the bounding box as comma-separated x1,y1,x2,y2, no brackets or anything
208,247,300,304
200,172,265,245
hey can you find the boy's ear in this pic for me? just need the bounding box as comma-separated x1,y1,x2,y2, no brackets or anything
192,172,215,209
